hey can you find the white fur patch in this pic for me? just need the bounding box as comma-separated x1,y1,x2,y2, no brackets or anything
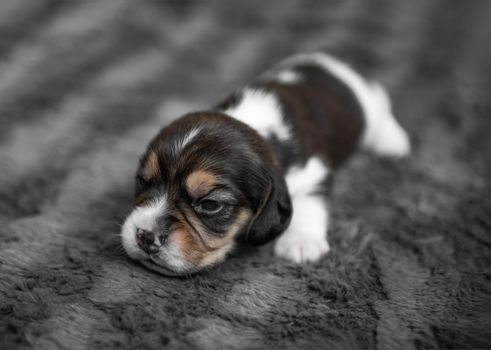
275,69,302,84
148,240,191,272
173,127,201,155
361,83,411,157
223,88,291,141
275,157,330,263
120,196,195,274
280,52,410,157
285,156,329,195
121,197,167,260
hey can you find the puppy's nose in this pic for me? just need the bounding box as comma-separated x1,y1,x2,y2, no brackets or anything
137,229,155,245
135,228,160,254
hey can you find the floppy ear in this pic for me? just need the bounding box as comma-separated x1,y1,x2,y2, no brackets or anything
247,171,292,246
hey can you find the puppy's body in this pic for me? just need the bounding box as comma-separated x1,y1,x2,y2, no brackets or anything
121,52,410,275
217,52,410,262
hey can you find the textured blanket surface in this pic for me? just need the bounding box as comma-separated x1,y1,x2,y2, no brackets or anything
1,1,490,349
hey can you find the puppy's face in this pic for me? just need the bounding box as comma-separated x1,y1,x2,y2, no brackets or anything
121,112,292,276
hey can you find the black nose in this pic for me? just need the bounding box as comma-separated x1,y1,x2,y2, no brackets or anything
137,229,155,245
135,228,160,254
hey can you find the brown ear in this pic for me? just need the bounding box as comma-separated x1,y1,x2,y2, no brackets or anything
247,171,292,246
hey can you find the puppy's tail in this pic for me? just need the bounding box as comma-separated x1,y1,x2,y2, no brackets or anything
360,82,411,157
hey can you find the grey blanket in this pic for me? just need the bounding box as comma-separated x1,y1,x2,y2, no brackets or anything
1,1,490,349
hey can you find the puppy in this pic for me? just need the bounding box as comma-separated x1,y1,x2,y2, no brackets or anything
121,52,410,276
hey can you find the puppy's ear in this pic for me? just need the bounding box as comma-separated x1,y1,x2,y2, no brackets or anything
247,170,292,246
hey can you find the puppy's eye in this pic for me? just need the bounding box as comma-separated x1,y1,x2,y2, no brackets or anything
194,199,223,215
136,174,150,186
135,174,152,195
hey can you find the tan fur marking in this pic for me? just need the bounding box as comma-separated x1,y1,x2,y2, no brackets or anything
185,170,217,198
229,209,253,235
142,151,160,180
199,209,252,267
170,208,252,267
172,226,203,264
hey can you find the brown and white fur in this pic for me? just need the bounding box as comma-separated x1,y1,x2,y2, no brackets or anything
121,51,410,276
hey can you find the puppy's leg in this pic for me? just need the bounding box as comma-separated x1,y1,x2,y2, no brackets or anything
274,157,330,263
361,82,411,157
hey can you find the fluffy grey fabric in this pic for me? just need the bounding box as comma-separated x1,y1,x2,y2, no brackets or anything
1,1,490,349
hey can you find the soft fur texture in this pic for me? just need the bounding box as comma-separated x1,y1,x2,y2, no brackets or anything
1,1,491,349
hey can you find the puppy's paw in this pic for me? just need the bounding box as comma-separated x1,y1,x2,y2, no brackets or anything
274,234,330,263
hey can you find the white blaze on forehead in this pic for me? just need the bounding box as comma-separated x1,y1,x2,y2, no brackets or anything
120,196,167,260
173,127,201,154
223,88,291,141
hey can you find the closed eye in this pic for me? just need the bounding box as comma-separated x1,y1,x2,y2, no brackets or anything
193,199,223,215
135,174,153,195
137,173,154,184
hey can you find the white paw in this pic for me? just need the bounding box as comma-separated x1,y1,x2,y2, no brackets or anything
274,235,330,263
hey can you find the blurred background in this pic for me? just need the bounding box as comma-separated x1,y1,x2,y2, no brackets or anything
0,1,490,349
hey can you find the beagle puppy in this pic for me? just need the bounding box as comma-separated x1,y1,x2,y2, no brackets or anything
121,52,410,276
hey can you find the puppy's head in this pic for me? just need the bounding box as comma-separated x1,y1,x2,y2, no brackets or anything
121,112,292,276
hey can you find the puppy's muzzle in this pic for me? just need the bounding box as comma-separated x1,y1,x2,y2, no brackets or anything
135,228,163,254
